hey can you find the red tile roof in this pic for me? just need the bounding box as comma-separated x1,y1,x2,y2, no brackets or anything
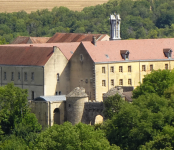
47,33,108,43
1,42,80,61
0,46,53,66
82,38,174,62
11,36,50,44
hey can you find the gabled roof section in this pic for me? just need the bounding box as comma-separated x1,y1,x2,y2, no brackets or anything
0,46,53,66
82,38,174,63
11,36,50,44
47,33,109,43
2,42,80,60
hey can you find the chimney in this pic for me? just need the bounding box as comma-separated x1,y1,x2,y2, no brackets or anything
110,13,121,40
53,46,57,52
92,36,97,46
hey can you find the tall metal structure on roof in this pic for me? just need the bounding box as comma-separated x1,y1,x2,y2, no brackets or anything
110,13,121,40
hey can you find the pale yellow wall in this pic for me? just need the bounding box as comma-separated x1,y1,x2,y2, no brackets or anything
44,47,69,96
49,101,65,126
101,35,110,41
0,65,44,99
30,100,66,128
95,60,174,101
69,44,95,100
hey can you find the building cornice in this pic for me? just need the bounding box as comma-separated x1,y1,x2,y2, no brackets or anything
95,59,174,64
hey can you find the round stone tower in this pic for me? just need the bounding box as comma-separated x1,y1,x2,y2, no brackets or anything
66,87,88,125
103,86,125,102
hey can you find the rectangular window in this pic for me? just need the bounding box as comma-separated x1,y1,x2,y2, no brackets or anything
119,66,123,72
31,91,34,100
102,80,106,86
102,67,105,73
18,72,20,80
110,66,114,73
128,66,131,72
142,65,146,71
111,79,114,86
128,79,132,85
57,73,59,81
11,72,14,81
119,79,123,85
4,72,6,80
24,72,27,81
150,65,153,71
165,64,168,70
31,72,34,80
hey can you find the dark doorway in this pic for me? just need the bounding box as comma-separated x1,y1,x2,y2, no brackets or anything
54,108,60,124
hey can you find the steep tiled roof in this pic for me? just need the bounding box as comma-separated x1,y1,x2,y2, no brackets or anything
47,33,108,43
2,42,80,60
82,38,174,62
0,46,53,66
11,36,50,44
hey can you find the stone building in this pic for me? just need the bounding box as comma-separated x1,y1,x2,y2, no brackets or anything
68,38,174,101
0,42,79,99
30,86,133,127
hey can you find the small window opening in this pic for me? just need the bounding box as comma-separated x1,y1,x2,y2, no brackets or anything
150,65,153,71
128,79,132,85
18,72,20,80
111,79,114,86
119,66,123,72
165,64,168,70
11,72,14,81
102,67,105,73
110,66,114,73
31,91,34,100
24,72,27,81
31,72,34,80
128,66,131,72
142,65,146,71
57,73,59,81
80,54,83,61
4,72,6,80
102,80,106,86
119,79,123,85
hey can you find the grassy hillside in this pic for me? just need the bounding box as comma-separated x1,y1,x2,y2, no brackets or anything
0,0,109,13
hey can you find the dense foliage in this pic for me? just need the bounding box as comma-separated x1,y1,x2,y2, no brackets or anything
133,69,174,98
1,0,174,43
103,94,125,119
102,69,174,150
34,122,119,150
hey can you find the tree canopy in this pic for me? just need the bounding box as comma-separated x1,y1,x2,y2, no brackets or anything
133,69,174,98
1,0,174,43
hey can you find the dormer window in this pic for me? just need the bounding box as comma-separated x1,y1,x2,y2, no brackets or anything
163,48,172,58
120,50,130,60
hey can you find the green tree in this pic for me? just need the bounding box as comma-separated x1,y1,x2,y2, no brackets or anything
103,94,125,120
103,93,174,150
0,83,41,138
35,122,120,150
133,69,174,99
